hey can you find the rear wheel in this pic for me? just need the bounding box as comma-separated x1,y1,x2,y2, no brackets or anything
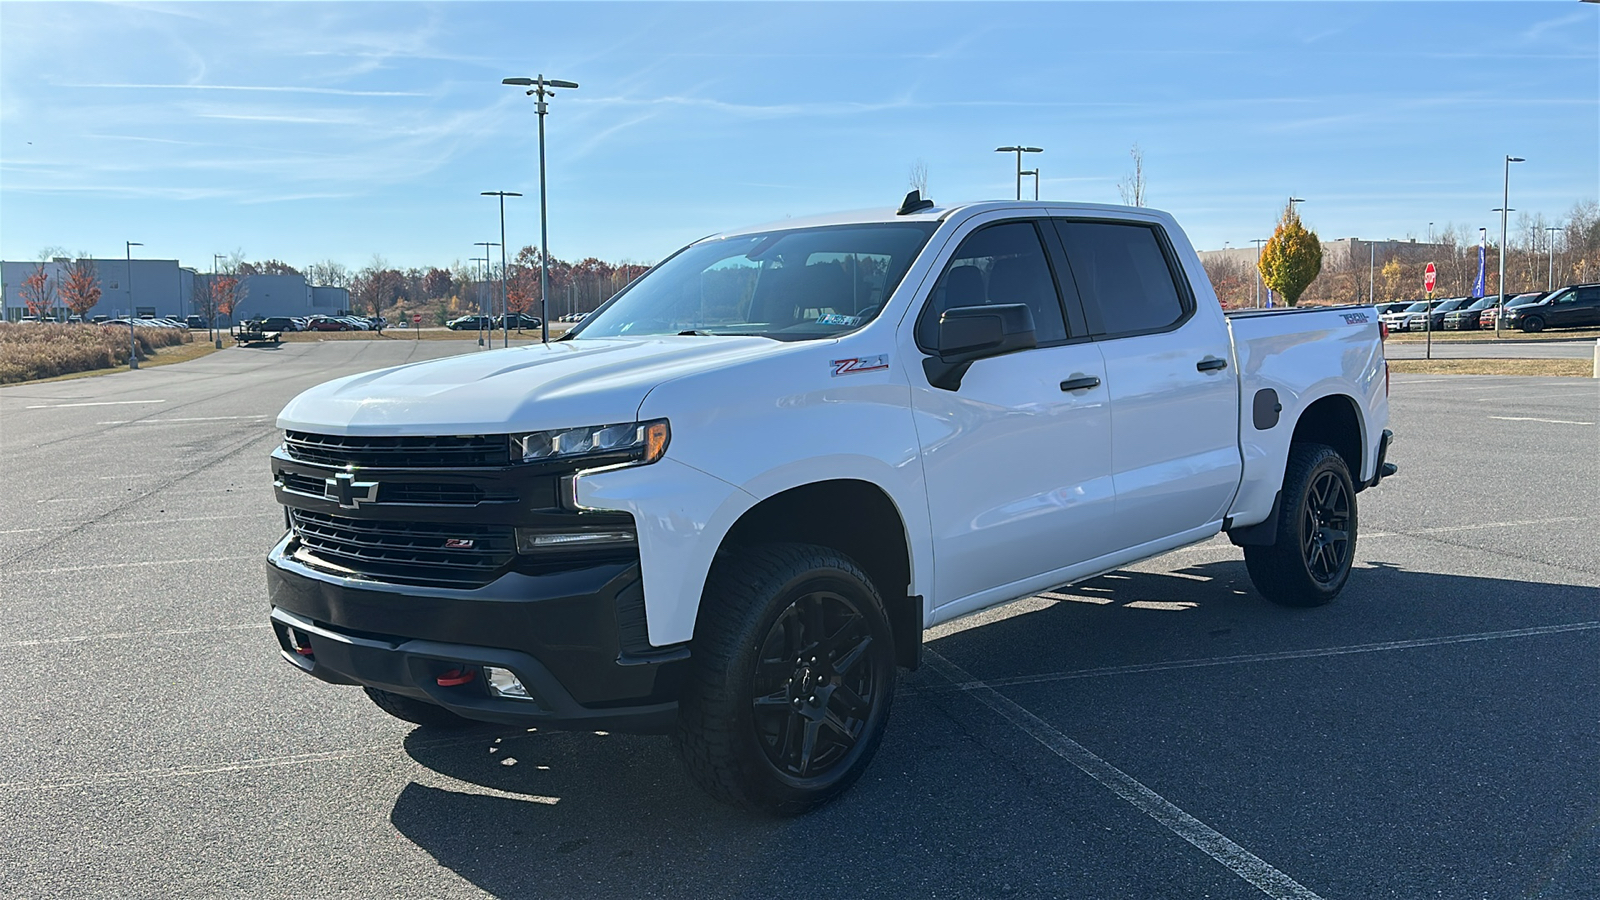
1520,316,1545,333
363,687,477,729
675,543,896,816
1244,443,1357,607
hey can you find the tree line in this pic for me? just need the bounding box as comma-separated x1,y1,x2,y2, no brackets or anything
1205,200,1599,308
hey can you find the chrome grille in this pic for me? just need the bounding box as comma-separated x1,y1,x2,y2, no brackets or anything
284,431,511,469
288,509,514,587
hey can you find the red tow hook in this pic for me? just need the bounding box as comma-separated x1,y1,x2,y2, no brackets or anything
294,645,314,658
436,667,477,687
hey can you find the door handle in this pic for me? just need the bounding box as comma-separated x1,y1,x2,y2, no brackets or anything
1196,357,1228,372
1060,375,1101,392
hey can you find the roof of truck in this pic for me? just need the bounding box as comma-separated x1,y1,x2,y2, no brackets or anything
704,199,1167,242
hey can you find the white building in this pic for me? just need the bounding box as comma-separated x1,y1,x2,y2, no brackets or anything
3,258,349,322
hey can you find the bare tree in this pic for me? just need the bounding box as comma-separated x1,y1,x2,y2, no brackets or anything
908,159,929,195
1117,143,1146,207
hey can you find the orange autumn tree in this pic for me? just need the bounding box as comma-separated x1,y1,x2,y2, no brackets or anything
60,259,102,319
212,275,240,323
20,263,55,318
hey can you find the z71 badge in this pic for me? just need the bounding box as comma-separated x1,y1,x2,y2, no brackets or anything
831,354,889,376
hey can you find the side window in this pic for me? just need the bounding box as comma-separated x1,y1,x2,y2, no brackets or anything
1053,220,1189,337
916,221,1069,349
1573,287,1600,303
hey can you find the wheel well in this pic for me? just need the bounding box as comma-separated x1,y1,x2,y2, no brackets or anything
718,480,920,669
1291,395,1363,478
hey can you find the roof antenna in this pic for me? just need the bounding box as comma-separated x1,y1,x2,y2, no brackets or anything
897,190,934,215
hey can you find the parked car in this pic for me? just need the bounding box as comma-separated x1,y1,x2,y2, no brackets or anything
1503,284,1600,332
1408,297,1475,332
260,316,301,333
307,316,352,332
1375,301,1414,316
266,196,1395,814
446,315,494,331
492,314,543,330
1444,296,1498,330
1381,300,1433,332
184,315,209,329
1483,292,1547,329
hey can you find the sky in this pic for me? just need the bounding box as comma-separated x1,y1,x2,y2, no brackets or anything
1,1,1595,274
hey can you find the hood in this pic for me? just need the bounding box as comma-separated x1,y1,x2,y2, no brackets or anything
277,336,786,436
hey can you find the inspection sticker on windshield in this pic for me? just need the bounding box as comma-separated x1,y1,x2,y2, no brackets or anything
832,354,889,377
817,313,866,327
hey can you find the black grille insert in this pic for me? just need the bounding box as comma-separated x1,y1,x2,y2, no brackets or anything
277,471,514,506
289,509,514,587
285,431,511,468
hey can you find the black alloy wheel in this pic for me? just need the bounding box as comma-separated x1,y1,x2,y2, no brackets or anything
1520,315,1545,333
676,543,896,815
750,588,883,780
1244,442,1358,607
1301,469,1351,585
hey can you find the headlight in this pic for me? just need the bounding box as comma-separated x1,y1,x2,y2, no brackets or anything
513,419,670,466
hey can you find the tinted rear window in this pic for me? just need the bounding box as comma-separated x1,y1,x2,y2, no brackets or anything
1053,221,1188,337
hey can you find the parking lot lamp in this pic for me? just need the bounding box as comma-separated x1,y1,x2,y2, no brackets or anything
470,254,489,347
1545,226,1561,290
212,254,224,348
475,242,499,346
505,76,578,344
126,241,142,369
1022,168,1040,201
995,146,1043,200
483,191,522,347
1495,156,1524,338
1251,238,1267,308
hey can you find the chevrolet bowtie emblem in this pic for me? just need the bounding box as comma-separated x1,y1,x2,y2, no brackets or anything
324,471,379,509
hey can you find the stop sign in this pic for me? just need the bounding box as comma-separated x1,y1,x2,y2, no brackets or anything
412,313,422,324
1423,263,1437,294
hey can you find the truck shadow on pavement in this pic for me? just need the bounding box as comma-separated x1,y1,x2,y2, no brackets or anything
390,556,1599,899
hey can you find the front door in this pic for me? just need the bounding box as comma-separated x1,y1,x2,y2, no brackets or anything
908,216,1116,612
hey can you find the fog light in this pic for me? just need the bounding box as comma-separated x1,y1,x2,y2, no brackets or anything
515,529,636,554
485,666,532,700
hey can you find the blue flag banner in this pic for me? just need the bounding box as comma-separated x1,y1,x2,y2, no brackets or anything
1473,237,1486,298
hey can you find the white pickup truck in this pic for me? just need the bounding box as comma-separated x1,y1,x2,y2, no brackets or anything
267,195,1394,814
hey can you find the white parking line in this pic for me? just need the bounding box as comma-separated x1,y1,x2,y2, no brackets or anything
0,622,269,649
925,650,1325,900
103,415,273,425
0,513,282,535
931,621,1600,692
24,400,166,409
5,554,259,576
1488,416,1595,426
1363,515,1595,539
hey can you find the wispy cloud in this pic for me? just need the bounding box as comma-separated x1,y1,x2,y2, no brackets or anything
63,82,426,97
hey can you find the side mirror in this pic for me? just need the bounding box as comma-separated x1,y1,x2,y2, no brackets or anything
922,304,1037,391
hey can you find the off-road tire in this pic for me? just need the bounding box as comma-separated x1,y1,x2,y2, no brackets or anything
675,543,896,816
363,686,477,729
1244,442,1357,607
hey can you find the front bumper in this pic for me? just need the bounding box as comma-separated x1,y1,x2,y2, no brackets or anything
266,536,687,733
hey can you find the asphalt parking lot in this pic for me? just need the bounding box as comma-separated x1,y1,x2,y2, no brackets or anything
1,343,1596,899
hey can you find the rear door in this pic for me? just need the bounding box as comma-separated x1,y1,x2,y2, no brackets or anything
1049,216,1241,551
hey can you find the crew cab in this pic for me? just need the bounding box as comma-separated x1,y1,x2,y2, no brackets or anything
266,196,1394,814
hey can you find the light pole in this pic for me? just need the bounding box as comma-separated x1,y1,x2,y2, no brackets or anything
212,253,224,348
1427,222,1434,244
474,241,499,346
126,241,142,369
1021,168,1040,201
505,75,578,344
995,146,1042,200
1369,242,1376,305
1545,226,1561,290
1495,156,1524,338
483,191,522,347
470,254,489,347
1251,238,1267,308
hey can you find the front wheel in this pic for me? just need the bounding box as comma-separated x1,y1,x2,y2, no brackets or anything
675,543,896,816
1244,443,1357,607
1520,316,1545,333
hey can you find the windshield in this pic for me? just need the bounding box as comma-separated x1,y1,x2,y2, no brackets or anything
1466,297,1496,310
1510,292,1549,307
570,223,938,341
1403,301,1430,312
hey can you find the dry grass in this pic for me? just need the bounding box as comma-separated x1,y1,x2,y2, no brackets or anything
0,322,195,384
1388,358,1593,377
